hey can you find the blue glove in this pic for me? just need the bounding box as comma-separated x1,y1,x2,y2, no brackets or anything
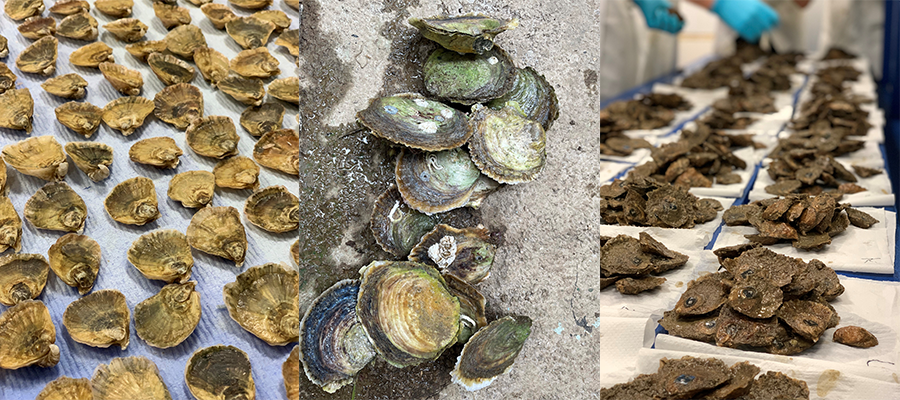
711,0,779,43
634,0,684,34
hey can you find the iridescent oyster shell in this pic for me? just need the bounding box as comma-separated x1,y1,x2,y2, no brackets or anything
269,76,299,104
423,46,516,105
186,115,239,159
201,3,236,29
395,148,480,215
254,128,298,175
102,96,154,136
0,301,59,369
134,281,201,348
24,182,86,232
185,346,256,400
102,18,147,42
16,36,57,75
3,136,67,181
443,273,487,344
92,357,172,400
370,185,436,257
187,206,247,266
214,156,260,189
99,62,143,95
409,224,496,285
283,346,300,400
165,24,206,59
275,28,299,57
451,315,531,391
47,234,100,295
231,47,280,78
104,177,160,225
226,16,275,49
125,40,167,61
410,14,518,55
240,102,283,136
69,42,114,67
18,16,56,39
168,170,215,208
94,0,131,17
357,93,470,151
127,229,193,283
0,88,34,132
58,12,98,40
0,62,16,93
153,2,190,29
129,137,182,168
64,141,112,181
56,102,102,138
0,197,22,254
0,253,49,306
467,104,546,184
49,0,89,15
253,10,290,32
154,83,203,130
487,66,559,130
5,0,44,21
41,73,87,99
193,46,229,86
148,52,195,85
63,289,130,349
36,376,92,400
219,74,265,106
224,263,299,345
244,185,298,233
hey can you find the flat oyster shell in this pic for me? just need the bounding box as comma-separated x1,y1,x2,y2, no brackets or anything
92,357,172,400
0,88,34,132
63,289,130,349
64,141,112,181
410,14,517,55
370,185,435,257
226,16,275,49
240,102,283,137
49,0,89,15
69,42,113,67
776,299,836,342
41,73,87,99
451,315,531,391
0,62,16,93
674,272,730,316
185,115,239,158
423,46,516,105
95,0,132,17
186,206,247,266
357,93,471,152
18,16,56,39
283,346,300,400
408,224,495,284
165,24,206,59
275,28,299,56
47,234,100,295
193,46,230,86
125,40,167,61
395,148,480,215
0,197,23,254
99,62,143,95
213,156,260,189
0,301,59,369
24,182,86,232
244,185,299,233
223,263,299,345
127,229,193,283
148,52,195,86
253,128,298,175
833,326,878,348
104,177,160,225
229,0,272,9
154,83,203,130
129,136,182,168
185,346,256,400
218,74,266,106
3,136,67,181
5,0,45,21
168,170,215,208
57,12,98,41
487,66,559,130
231,47,280,78
56,102,102,137
201,3,237,29
134,282,201,348
102,18,147,42
17,35,57,76
269,76,300,104
0,253,49,305
36,376,92,400
467,104,546,184
657,356,731,398
153,2,190,29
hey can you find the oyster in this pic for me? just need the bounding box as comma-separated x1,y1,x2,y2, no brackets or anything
468,104,546,184
299,279,376,393
0,35,6,58
214,156,260,189
423,46,515,105
104,177,161,225
244,185,298,233
253,10,290,32
0,158,5,194
24,182,86,232
41,73,87,99
35,377,92,400
201,3,237,29
184,0,211,6
185,115,239,158
3,136,67,181
4,0,44,20
95,0,131,17
240,102,283,137
168,170,215,208
165,24,206,59
275,28,299,57
154,83,203,130
127,229,193,283
148,52,195,85
229,0,271,9
357,93,470,151
409,224,495,284
64,141,112,181
18,16,56,39
847,207,879,228
102,96,155,136
487,66,559,130
410,14,518,55
58,12,98,40
186,206,247,266
194,46,229,86
125,40,167,61
223,263,299,344
0,88,34,132
154,2,190,29
357,261,460,367
253,128,299,175
69,42,113,68
285,0,299,9
230,47,280,78
0,254,49,306
0,197,22,254
370,185,436,257
218,74,266,106
185,346,256,400
129,137,182,168
395,148,480,215
226,16,276,49
49,0,89,15
99,62,143,95
92,357,172,400
102,18,147,42
443,273,487,343
451,315,531,391
47,234,100,295
833,326,878,348
291,240,299,264
284,346,299,400
55,102,102,137
134,281,201,348
0,62,15,93
0,301,59,369
63,289,130,349
674,274,729,316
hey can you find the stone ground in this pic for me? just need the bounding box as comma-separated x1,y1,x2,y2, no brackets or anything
300,0,603,399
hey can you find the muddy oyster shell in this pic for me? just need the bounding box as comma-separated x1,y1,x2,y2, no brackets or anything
214,156,260,189
69,42,113,67
0,88,34,132
16,36,57,75
47,234,100,295
201,3,237,29
0,301,59,369
168,170,215,208
56,102,102,137
99,62,143,95
102,96,154,136
64,141,112,181
253,128,298,175
185,345,256,400
3,136,67,181
125,40,167,61
128,229,193,283
468,105,546,184
300,279,376,393
36,376,92,400
284,346,300,400
230,47,280,78
185,115,239,158
240,102,283,137
410,14,517,55
395,148,481,215
49,0,89,15
92,357,172,400
244,185,299,233
134,281,201,348
104,177,161,225
41,73,87,99
358,93,470,151
451,315,531,391
18,16,56,39
409,224,496,284
165,24,206,59
5,0,44,20
194,46,229,86
153,2,190,29
487,66,559,131
154,83,203,130
219,74,266,106
370,185,436,257
0,253,49,306
95,0,131,17
275,28,299,57
25,182,86,232
58,12,98,40
63,289,130,349
229,0,271,9
224,263,299,345
129,137,182,168
443,273,487,344
187,206,247,266
226,16,275,49
148,52,195,86
0,197,22,254
103,18,147,42
423,46,516,105
0,62,16,93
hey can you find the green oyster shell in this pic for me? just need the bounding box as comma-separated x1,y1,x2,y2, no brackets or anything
467,105,547,184
357,93,471,151
443,273,487,344
487,66,559,131
451,315,532,391
409,14,518,55
408,224,496,285
423,46,516,105
395,147,481,215
370,185,436,257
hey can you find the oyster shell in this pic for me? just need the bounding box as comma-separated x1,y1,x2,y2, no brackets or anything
0,35,6,58
49,0,89,15
102,18,147,42
0,197,22,254
423,46,515,105
240,102,283,137
102,96,154,136
468,105,546,184
0,253,49,306
104,177,161,225
58,12,98,40
4,0,44,21
410,14,517,55
47,234,100,295
833,326,878,348
291,239,299,264
16,36,57,75
0,301,59,369
443,273,487,344
231,47,280,78
186,206,247,266
451,315,532,391
409,224,496,284
185,346,256,400
95,0,131,17
0,88,34,132
64,141,113,181
69,42,114,67
0,62,16,93
223,263,299,345
370,185,436,257
92,357,172,400
55,102,102,138
168,170,215,208
201,3,237,29
3,136,67,181
24,182,86,232
244,185,298,233
193,46,229,86
127,229,194,283
284,346,300,400
253,10,290,32
130,137,182,168
185,115,239,158
214,156,260,189
63,289,130,349
0,158,5,194
134,281,201,348
226,16,276,49
99,62,143,95
165,24,206,59
395,148,480,215
125,40,167,61
35,377,92,400
357,93,470,151
285,0,299,9
229,0,271,9
148,52,195,85
154,83,203,130
218,74,266,106
487,66,559,130
18,16,56,39
41,73,87,99
154,2,190,29
275,28,299,57
253,128,298,175
300,279,376,393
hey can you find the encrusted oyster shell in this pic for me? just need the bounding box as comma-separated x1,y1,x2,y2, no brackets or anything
125,40,167,61
468,104,547,184
244,185,299,233
226,16,275,49
64,141,112,181
358,93,469,151
154,83,203,130
95,0,131,17
253,128,298,175
41,73,87,99
451,315,532,391
201,3,236,29
104,177,161,225
395,148,480,215
47,234,100,295
16,36,57,75
219,74,266,106
63,289,130,349
24,182,86,232
0,197,22,254
240,102,283,136
186,206,247,266
423,46,516,105
185,346,256,400
0,253,49,306
185,115,239,159
410,14,518,55
148,52,195,85
409,224,496,284
102,18,147,42
231,47,280,78
193,46,229,86
3,136,67,181
56,102,102,138
0,88,34,132
168,170,215,208
0,301,59,369
370,185,436,257
36,376,92,400
69,42,113,67
102,96,154,136
127,229,193,283
153,2,190,29
99,62,143,95
92,357,172,400
224,263,299,345
214,156,260,189
487,66,559,130
18,16,56,39
129,137,182,168
58,12,98,40
134,281,201,348
165,24,206,59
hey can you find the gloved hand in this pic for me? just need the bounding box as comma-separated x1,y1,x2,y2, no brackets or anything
711,0,779,43
634,0,684,34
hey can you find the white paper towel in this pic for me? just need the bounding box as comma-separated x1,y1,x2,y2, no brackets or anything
748,158,895,207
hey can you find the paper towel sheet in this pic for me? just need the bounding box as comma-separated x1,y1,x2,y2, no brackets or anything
748,158,894,207
598,160,635,185
597,316,659,388
599,146,652,164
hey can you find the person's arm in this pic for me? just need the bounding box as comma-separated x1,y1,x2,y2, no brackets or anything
686,0,780,43
794,0,811,8
634,0,684,34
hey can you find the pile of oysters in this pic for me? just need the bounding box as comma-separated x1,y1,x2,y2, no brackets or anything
764,153,865,196
599,171,723,228
600,232,689,295
600,93,691,156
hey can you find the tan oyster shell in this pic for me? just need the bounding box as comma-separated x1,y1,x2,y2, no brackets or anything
231,47,280,78
16,36,57,76
245,185,298,233
99,62,143,95
185,345,256,400
55,102,102,138
127,229,193,283
285,0,299,9
36,376,93,400
252,10,290,32
0,254,49,306
129,137,183,168
0,157,5,194
0,35,7,58
49,0,90,15
240,102,283,136
186,206,247,266
0,88,34,132
103,18,147,42
284,346,299,400
218,74,265,106
58,12,98,41
229,0,271,9
165,24,206,59
193,46,229,87
186,115,239,159
213,156,260,189
226,16,275,49
3,136,67,181
64,141,112,181
41,73,87,99
125,40,167,61
102,96,154,136
154,2,191,29
18,16,56,39
63,289,130,349
168,170,215,208
290,240,299,264
148,52,195,85
154,83,203,130
69,42,114,67
0,301,59,369
269,76,299,104
25,182,86,232
95,0,131,17
0,62,16,94
134,281,201,348
184,0,211,6
92,357,172,400
254,128,299,175
200,3,236,29
105,177,161,225
0,197,23,254
223,263,299,345
47,233,101,295
5,0,45,21
275,29,299,57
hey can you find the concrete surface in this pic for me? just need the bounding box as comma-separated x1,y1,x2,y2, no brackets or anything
300,0,603,399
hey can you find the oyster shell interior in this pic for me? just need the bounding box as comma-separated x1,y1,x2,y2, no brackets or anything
41,73,87,99
0,253,50,306
56,102,102,137
186,206,247,266
18,16,56,40
102,96,155,136
49,0,90,15
185,115,239,158
218,74,266,106
240,102,284,137
275,28,299,57
231,47,280,78
134,281,201,348
127,229,194,283
104,177,161,225
91,357,172,400
5,0,45,21
168,170,215,208
102,18,147,42
0,88,34,132
47,233,101,295
395,148,480,215
254,10,290,32
63,289,130,349
64,141,112,181
253,128,298,175
223,263,299,345
244,185,299,233
125,40,167,61
201,3,237,29
451,315,531,391
0,301,60,369
129,136,183,168
24,182,86,232
35,376,93,400
214,156,260,189
3,136,68,181
0,62,16,93
185,345,256,400
154,83,204,130
269,76,299,104
57,12,98,41
148,52,195,85
153,2,191,29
